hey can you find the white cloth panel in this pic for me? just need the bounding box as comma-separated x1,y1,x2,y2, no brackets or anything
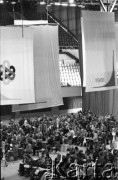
33,25,63,106
0,27,35,105
12,25,63,111
81,11,117,92
115,23,118,76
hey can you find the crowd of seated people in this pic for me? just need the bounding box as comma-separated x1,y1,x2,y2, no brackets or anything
1,110,118,180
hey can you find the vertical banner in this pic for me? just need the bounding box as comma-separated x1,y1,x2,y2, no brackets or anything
0,27,35,105
33,25,63,106
12,25,63,112
115,23,118,76
81,11,117,92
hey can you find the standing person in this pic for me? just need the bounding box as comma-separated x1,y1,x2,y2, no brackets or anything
2,141,8,167
112,128,116,142
93,131,98,143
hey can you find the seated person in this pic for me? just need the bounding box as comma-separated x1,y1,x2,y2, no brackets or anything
47,136,54,151
33,140,42,156
25,142,33,154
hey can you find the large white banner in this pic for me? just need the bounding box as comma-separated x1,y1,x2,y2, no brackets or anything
81,11,117,92
0,27,35,105
115,23,118,77
12,25,63,111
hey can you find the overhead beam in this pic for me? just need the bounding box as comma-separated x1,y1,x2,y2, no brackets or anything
99,0,107,11
109,0,117,12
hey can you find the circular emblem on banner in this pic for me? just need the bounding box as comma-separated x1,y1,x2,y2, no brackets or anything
0,60,16,85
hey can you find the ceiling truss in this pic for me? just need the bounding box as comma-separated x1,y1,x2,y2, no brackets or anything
0,0,118,11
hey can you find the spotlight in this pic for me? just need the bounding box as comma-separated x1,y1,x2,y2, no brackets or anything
0,0,4,3
61,3,68,6
40,0,46,5
68,0,77,6
55,2,61,5
69,0,75,3
11,1,16,5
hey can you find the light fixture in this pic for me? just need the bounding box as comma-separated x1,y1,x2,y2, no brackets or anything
11,2,16,5
0,0,4,3
40,0,46,5
69,0,75,3
61,0,68,5
68,0,77,6
47,4,51,6
49,0,53,5
52,0,61,5
54,2,61,5
61,3,68,6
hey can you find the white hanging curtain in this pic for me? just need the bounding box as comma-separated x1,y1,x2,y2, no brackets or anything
81,11,117,92
0,26,35,105
12,25,63,111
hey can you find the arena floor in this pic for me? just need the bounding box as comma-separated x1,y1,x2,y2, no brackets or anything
1,160,29,180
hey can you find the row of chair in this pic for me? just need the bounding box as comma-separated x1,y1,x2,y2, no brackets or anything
59,63,81,86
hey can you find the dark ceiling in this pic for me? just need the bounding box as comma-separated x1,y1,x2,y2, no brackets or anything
0,0,118,11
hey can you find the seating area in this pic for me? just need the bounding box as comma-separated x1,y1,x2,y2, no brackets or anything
29,13,77,49
59,26,78,49
59,63,81,87
48,14,78,49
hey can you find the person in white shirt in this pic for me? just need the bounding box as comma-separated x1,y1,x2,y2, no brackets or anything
93,131,98,142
